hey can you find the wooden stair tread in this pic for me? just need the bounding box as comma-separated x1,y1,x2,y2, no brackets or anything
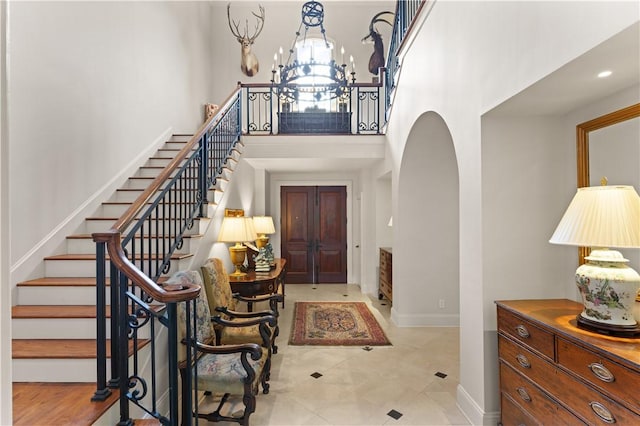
13,382,120,426
67,233,199,239
17,277,108,287
17,276,168,286
44,252,193,261
12,339,148,358
12,304,163,319
134,419,163,425
86,215,204,221
12,305,112,319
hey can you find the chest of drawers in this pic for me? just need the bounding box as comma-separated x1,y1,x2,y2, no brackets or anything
379,247,392,302
496,299,640,425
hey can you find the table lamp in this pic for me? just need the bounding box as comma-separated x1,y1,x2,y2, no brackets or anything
549,183,640,336
217,216,258,277
253,216,275,249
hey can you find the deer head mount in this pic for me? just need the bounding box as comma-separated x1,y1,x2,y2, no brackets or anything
362,11,394,76
227,3,265,77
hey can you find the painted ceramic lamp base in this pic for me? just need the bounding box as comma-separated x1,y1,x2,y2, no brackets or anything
575,249,640,337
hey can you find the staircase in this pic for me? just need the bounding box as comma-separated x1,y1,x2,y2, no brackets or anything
11,133,243,425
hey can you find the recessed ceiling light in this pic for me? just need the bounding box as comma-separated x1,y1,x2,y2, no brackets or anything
597,70,613,78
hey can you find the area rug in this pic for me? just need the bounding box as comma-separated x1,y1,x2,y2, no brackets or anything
289,301,391,346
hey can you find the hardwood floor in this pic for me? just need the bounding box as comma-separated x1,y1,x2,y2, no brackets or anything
13,382,119,426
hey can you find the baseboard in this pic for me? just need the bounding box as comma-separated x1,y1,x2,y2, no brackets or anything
457,384,500,426
390,308,459,327
10,127,173,303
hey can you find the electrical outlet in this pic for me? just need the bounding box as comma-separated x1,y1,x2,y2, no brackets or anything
438,299,445,309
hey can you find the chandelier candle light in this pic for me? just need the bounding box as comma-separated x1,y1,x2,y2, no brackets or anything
549,183,640,336
217,216,258,278
271,1,356,103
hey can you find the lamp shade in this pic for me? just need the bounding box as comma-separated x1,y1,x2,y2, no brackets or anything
253,216,275,235
217,217,258,243
549,185,640,249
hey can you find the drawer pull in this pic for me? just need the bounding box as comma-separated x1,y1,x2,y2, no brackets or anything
515,324,530,338
516,387,531,403
589,362,615,383
589,401,616,424
515,354,531,369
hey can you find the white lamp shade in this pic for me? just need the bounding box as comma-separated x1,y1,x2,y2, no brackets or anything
218,217,258,243
549,185,640,248
253,216,276,235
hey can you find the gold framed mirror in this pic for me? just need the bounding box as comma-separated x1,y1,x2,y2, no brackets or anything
576,102,640,263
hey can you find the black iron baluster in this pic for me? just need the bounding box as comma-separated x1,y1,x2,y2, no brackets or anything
109,260,120,388
117,271,132,426
200,135,208,217
92,241,111,401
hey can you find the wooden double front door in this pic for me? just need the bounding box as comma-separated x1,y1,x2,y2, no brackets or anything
280,186,347,284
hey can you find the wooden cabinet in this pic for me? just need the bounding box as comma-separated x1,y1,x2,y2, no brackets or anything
379,247,392,302
496,299,640,425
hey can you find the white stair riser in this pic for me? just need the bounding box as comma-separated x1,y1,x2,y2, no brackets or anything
110,189,206,203
135,168,163,178
12,318,152,340
208,190,224,204
164,140,190,149
109,185,226,205
168,135,192,142
17,285,172,307
110,190,148,203
17,286,105,305
100,202,208,218
67,235,197,255
146,158,184,167
44,257,193,278
84,218,204,234
120,177,200,190
13,345,151,382
13,358,106,382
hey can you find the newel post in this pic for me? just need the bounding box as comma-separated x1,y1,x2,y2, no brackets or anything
91,235,111,402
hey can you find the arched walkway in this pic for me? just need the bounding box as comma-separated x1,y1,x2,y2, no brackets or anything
393,111,460,326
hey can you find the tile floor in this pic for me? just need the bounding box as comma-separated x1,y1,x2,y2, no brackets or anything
198,284,469,425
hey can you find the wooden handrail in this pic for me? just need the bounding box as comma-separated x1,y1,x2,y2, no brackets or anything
92,84,241,303
239,77,385,90
392,1,429,57
112,84,242,233
93,230,200,303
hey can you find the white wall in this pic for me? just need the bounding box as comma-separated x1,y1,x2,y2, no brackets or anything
394,111,460,326
8,1,215,287
375,174,392,249
481,115,571,326
384,1,639,423
0,1,10,422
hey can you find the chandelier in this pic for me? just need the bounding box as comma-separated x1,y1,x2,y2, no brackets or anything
271,1,356,103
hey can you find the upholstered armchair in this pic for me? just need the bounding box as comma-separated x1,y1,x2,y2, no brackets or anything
170,270,275,426
201,258,282,355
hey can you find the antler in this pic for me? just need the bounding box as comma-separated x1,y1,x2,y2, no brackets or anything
227,3,245,40
227,3,264,43
247,5,265,43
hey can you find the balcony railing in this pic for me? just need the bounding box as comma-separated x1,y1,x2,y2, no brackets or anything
242,80,384,135
385,0,427,117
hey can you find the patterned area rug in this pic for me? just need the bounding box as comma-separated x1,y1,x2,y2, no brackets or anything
289,301,391,346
